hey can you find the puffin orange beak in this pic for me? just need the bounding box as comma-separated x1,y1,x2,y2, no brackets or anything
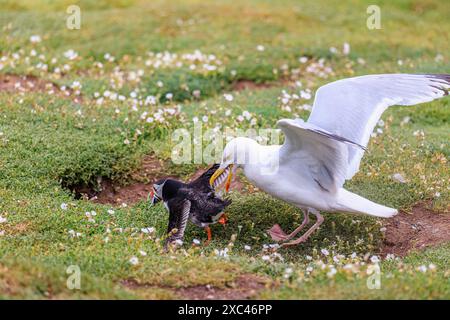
149,190,161,206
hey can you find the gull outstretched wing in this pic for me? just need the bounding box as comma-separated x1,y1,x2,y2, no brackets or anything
307,74,449,179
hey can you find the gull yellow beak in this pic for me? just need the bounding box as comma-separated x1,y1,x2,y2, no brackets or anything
209,164,233,192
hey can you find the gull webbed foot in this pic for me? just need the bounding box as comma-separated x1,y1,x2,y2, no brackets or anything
267,224,290,242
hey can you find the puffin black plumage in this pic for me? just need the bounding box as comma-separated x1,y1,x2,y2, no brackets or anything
151,164,232,246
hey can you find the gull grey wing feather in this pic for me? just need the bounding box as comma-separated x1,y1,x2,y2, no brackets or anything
278,118,354,193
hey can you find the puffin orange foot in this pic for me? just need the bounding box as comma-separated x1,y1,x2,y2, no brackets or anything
218,213,228,226
204,226,212,245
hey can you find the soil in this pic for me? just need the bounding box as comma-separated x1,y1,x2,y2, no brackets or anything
121,274,269,300
232,80,275,91
382,202,450,257
0,74,82,103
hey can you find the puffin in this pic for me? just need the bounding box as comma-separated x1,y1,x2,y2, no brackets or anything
151,164,232,246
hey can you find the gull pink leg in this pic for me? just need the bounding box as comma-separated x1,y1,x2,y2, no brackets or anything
267,210,310,242
281,210,324,247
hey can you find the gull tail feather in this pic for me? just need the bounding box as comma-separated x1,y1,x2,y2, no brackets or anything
335,189,398,218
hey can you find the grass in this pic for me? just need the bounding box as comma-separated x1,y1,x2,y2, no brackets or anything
0,0,449,299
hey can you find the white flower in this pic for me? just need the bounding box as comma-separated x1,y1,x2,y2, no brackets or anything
145,95,157,105
223,94,234,102
165,93,173,100
299,56,308,63
370,255,380,263
327,267,337,277
306,266,313,272
141,227,155,234
392,173,406,184
0,216,7,223
64,49,78,60
342,42,351,55
428,263,436,271
107,209,115,215
400,116,411,125
300,90,311,100
285,267,293,274
60,203,68,210
261,255,270,261
139,250,147,256
129,256,139,265
329,47,338,54
30,35,42,43
434,54,444,62
202,115,208,123
321,249,329,256
256,45,265,52
385,253,395,261
244,245,251,250
124,139,130,145
357,58,366,65
417,265,427,273
225,109,232,116
70,81,82,90
214,248,229,258
68,230,82,238
192,116,199,123
242,110,251,120
193,239,201,245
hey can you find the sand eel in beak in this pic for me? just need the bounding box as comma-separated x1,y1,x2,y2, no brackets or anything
209,164,234,192
211,74,450,247
151,164,231,248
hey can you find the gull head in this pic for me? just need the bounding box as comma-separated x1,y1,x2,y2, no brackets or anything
209,137,258,191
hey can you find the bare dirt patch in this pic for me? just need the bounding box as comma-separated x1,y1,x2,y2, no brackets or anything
382,202,450,257
121,274,269,300
232,80,275,91
71,155,176,205
0,74,82,103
